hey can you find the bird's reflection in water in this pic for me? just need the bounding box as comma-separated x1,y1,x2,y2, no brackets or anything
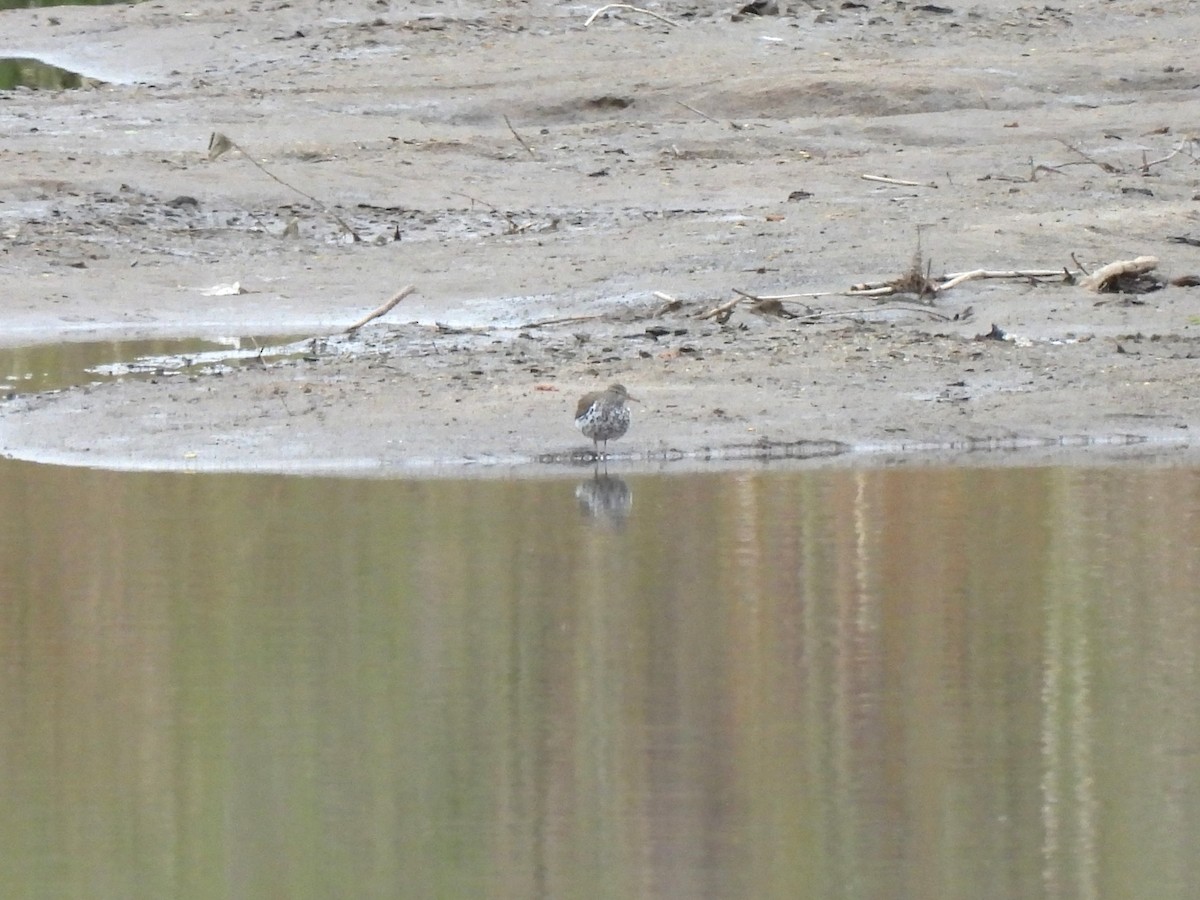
574,473,633,527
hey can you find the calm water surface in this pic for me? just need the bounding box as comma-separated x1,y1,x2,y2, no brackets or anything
1,459,1197,898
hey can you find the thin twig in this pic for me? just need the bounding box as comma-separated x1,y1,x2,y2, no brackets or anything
585,3,680,27
676,100,720,123
675,99,745,130
450,191,523,234
1140,137,1196,172
344,285,417,333
208,132,362,240
938,268,1066,290
520,314,604,329
735,289,846,300
1054,138,1121,173
861,173,938,188
847,285,900,297
798,304,953,322
503,114,536,158
698,296,741,320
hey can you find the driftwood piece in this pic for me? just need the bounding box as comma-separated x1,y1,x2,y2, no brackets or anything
699,296,741,321
1079,256,1159,291
344,285,417,333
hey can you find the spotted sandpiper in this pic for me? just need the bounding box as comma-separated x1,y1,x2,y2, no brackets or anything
575,383,637,455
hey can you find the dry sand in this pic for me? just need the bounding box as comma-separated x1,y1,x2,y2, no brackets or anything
2,0,1199,474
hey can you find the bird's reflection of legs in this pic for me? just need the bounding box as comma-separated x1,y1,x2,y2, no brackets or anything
574,469,632,526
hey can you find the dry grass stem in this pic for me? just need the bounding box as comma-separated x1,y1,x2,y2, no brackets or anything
503,114,537,158
207,132,362,240
861,173,938,188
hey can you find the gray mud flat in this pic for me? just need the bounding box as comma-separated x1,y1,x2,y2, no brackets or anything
1,0,1198,472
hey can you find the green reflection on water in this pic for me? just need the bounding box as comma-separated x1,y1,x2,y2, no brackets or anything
0,461,1197,898
0,336,306,396
0,57,91,90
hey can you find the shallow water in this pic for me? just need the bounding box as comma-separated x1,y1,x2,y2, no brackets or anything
0,56,96,90
0,0,130,10
0,335,310,397
1,458,1197,898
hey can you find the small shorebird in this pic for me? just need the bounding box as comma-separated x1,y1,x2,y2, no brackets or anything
575,383,637,455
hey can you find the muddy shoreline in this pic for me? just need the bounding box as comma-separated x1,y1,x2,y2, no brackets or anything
2,0,1198,473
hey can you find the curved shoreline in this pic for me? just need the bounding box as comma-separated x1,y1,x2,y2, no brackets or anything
2,324,1192,478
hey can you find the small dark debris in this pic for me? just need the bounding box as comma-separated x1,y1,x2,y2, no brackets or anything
787,189,814,201
645,326,672,339
915,3,954,12
749,299,797,319
735,0,779,16
1121,186,1153,197
976,323,1007,341
587,168,609,178
1166,234,1200,247
166,195,199,209
586,96,632,110
1170,274,1200,287
1094,273,1164,295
